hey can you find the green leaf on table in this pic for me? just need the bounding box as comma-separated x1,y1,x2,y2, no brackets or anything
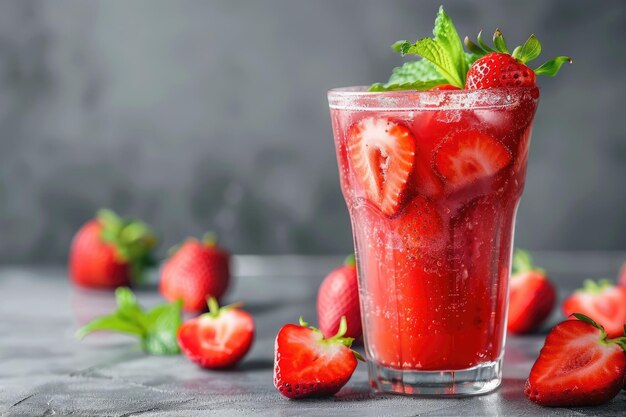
76,287,183,355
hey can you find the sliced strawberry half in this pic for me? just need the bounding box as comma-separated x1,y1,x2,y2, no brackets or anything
562,279,626,338
347,117,416,217
274,317,362,399
434,130,512,189
525,314,626,407
177,298,255,369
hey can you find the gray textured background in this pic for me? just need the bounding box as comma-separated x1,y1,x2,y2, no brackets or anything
0,0,624,262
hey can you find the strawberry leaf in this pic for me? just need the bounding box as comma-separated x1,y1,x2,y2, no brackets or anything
534,56,572,76
571,313,607,338
517,34,542,64
477,30,495,53
492,29,509,54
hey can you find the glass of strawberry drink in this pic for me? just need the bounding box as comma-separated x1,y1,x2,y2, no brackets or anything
327,6,569,396
329,86,538,395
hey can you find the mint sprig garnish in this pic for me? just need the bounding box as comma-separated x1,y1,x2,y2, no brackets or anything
369,6,571,91
77,287,183,355
465,30,572,77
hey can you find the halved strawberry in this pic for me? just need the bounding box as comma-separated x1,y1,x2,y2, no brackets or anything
525,314,626,407
562,279,626,338
434,130,511,189
507,249,556,335
177,298,254,369
274,317,362,399
347,117,416,216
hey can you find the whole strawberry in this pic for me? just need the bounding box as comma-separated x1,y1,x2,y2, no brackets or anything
160,233,230,312
317,255,362,339
526,314,626,407
69,209,157,289
274,317,362,399
464,30,571,90
178,298,254,369
507,249,556,334
562,279,626,338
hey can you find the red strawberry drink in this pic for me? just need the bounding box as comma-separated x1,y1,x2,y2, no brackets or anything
329,86,538,394
327,6,569,396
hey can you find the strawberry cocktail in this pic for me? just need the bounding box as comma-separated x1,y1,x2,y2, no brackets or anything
328,7,569,396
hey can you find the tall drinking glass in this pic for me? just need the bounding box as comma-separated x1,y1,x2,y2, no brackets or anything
328,87,539,396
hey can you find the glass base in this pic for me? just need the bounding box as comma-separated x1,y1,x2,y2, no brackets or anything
368,357,502,397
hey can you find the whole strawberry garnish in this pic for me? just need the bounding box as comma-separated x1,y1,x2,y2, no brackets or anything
69,209,157,289
317,255,361,339
562,279,626,338
525,314,626,407
466,52,536,89
160,233,230,312
274,317,363,399
465,30,571,90
347,117,416,217
177,298,254,369
507,249,556,335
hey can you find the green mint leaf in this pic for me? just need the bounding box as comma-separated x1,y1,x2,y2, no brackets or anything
369,79,447,92
493,29,509,54
534,56,572,76
76,313,145,339
76,289,182,355
392,40,412,55
403,38,464,87
388,60,441,84
517,34,541,63
433,6,467,76
143,300,183,355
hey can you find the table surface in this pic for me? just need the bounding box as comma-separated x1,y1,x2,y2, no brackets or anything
1,253,625,417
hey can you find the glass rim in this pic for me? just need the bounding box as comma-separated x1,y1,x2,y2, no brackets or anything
327,86,539,111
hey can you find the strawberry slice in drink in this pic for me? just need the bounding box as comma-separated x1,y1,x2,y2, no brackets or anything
347,117,416,217
434,130,512,190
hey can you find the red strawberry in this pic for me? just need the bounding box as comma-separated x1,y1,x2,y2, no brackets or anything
160,233,230,312
434,130,511,189
562,279,626,338
347,117,416,217
429,84,461,91
274,317,362,399
69,209,157,289
618,262,626,288
394,196,443,253
525,314,626,407
466,52,536,90
507,249,556,334
317,255,362,339
177,298,254,369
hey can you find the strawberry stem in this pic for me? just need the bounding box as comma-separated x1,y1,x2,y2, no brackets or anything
207,297,220,318
344,254,356,268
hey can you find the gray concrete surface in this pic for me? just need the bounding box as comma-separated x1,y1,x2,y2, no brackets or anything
1,254,625,416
